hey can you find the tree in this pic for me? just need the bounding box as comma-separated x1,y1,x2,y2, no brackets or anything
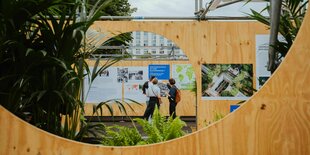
220,91,233,97
88,0,137,57
0,0,135,141
89,0,137,16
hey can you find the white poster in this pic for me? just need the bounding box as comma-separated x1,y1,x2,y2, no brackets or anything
172,64,196,90
256,35,271,77
256,35,271,89
256,34,285,89
123,66,148,103
84,67,122,103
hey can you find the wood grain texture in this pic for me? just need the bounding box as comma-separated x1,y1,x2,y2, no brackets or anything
84,60,196,116
90,21,268,124
1,9,310,154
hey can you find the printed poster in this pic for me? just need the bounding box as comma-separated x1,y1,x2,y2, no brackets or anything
84,67,122,103
123,66,149,103
172,64,195,90
148,64,170,80
201,64,253,100
256,34,285,89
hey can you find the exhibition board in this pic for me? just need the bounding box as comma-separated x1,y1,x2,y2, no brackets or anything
90,21,268,127
84,60,197,117
1,10,310,154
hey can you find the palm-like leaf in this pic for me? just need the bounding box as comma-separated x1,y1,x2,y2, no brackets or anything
0,0,126,140
95,98,142,116
247,0,308,67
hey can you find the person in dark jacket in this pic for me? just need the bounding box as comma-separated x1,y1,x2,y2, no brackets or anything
166,78,178,119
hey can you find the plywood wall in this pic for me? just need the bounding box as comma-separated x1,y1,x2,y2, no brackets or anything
84,60,196,116
90,21,268,127
1,9,310,155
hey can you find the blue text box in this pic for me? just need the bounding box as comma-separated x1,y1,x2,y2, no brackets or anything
230,104,240,112
149,64,170,80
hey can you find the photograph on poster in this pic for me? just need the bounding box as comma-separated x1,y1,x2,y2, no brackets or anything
129,70,143,80
95,67,115,83
172,64,195,90
84,67,122,103
99,70,110,77
124,83,146,103
117,67,129,83
201,64,253,100
258,76,269,89
124,66,148,103
157,82,169,97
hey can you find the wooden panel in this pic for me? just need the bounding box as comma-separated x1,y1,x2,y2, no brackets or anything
90,21,268,124
1,9,310,154
84,60,196,116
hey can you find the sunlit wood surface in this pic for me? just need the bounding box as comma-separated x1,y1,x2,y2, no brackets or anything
1,6,310,154
89,21,268,126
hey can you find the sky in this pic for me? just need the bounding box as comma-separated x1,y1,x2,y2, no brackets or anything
128,0,269,17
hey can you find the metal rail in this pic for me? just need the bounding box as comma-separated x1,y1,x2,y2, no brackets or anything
97,16,257,21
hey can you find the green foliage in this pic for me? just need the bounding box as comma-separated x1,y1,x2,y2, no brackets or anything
0,0,136,141
94,98,142,117
190,80,197,95
134,107,187,144
201,71,213,93
213,111,225,122
93,32,134,56
89,0,137,57
89,0,137,16
101,107,187,146
220,91,233,97
102,125,143,146
0,0,85,135
203,111,226,127
247,0,308,69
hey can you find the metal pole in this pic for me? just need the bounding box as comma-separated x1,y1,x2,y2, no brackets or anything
216,0,243,9
195,0,199,12
267,0,282,73
199,0,222,19
199,0,203,10
99,16,199,20
199,0,265,19
98,16,256,21
47,15,262,21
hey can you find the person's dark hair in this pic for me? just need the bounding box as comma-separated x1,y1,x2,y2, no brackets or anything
169,78,176,85
152,78,158,84
150,76,156,81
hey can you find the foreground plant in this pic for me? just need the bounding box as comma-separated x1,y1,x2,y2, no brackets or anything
102,107,187,146
0,0,137,141
247,0,308,72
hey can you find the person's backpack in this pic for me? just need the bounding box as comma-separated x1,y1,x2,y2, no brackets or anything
142,81,148,94
175,88,181,104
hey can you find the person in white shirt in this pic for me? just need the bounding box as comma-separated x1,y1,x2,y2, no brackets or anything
143,78,161,120
142,76,156,105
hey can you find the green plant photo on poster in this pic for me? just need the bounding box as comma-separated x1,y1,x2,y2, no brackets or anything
201,64,253,100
